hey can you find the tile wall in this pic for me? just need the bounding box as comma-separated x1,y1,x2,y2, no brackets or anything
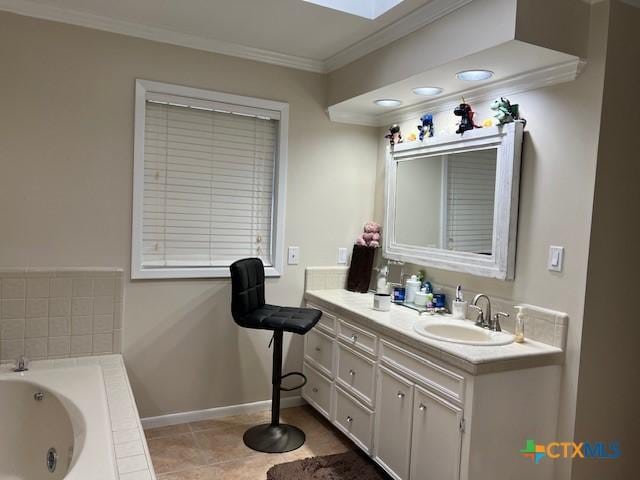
0,268,124,363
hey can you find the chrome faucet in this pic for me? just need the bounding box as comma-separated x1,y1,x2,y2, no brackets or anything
13,355,29,372
492,312,510,332
470,294,492,329
469,294,510,332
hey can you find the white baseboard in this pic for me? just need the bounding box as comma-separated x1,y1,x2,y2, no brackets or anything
141,396,307,430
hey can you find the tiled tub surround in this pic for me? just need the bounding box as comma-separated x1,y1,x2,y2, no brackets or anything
305,267,568,350
304,289,565,374
0,268,124,362
0,355,156,480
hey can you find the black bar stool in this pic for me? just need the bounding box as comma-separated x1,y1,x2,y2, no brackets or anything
229,258,322,453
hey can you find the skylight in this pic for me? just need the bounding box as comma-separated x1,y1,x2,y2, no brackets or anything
303,0,406,20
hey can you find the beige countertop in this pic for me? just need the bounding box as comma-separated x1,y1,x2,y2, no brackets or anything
304,289,564,375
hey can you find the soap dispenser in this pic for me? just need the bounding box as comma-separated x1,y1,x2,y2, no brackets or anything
514,305,525,343
451,285,468,320
376,265,389,294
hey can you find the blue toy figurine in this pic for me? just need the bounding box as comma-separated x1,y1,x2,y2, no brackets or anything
418,114,434,141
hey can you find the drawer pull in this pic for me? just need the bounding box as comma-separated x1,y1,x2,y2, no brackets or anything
348,369,356,376
314,346,321,352
397,391,406,399
346,415,353,424
312,387,319,393
418,403,426,412
350,334,358,342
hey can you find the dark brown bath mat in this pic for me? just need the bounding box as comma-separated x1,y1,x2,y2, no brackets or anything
266,451,388,480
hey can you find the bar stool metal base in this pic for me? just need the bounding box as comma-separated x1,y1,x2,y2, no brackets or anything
243,423,305,453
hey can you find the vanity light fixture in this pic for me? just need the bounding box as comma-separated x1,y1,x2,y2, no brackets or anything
412,87,443,96
374,99,402,107
456,70,494,81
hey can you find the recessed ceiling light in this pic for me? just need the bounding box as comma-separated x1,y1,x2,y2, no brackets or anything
374,99,402,107
456,70,494,81
412,87,443,96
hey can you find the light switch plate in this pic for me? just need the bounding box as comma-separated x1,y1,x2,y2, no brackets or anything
337,247,348,265
548,246,564,272
288,246,300,265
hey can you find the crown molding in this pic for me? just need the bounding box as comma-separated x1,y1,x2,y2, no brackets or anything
0,0,473,74
0,0,326,72
328,58,586,126
324,0,473,72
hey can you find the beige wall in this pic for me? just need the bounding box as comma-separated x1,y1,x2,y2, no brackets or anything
327,0,517,105
0,12,379,417
515,0,591,58
573,2,640,478
373,5,609,478
327,0,592,106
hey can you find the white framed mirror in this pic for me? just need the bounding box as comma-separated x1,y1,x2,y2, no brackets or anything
383,121,524,280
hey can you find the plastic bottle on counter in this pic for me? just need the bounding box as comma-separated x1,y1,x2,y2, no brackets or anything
405,275,421,304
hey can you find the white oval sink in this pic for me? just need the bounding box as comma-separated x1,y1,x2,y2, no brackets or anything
413,320,514,346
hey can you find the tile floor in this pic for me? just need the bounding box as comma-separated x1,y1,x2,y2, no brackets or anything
145,406,357,479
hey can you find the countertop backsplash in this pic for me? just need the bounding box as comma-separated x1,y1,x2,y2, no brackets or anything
0,268,124,363
304,266,568,350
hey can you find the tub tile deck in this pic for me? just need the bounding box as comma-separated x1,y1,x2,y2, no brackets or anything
0,354,156,480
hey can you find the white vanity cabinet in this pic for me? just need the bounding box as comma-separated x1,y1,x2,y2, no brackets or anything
374,366,414,479
410,385,463,480
374,343,465,480
302,299,561,480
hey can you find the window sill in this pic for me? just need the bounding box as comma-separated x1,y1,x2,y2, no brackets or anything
131,266,282,280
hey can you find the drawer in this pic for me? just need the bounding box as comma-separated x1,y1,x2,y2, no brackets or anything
338,319,377,357
306,303,337,335
380,339,465,405
334,386,374,453
336,343,376,406
302,362,332,420
304,328,334,377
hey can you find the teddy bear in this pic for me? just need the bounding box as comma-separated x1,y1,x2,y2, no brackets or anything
356,222,381,248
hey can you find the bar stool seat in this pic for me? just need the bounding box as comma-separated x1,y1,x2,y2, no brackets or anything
234,305,321,334
230,258,321,453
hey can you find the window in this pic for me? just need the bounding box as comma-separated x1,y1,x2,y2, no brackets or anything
132,80,288,279
303,0,406,19
445,149,497,254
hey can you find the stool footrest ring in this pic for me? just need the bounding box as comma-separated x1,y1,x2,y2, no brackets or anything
279,371,307,392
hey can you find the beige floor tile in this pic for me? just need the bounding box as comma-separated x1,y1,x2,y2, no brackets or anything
293,434,353,460
145,423,191,440
150,405,358,479
148,433,207,475
189,410,271,433
194,425,259,464
212,453,297,480
158,464,224,479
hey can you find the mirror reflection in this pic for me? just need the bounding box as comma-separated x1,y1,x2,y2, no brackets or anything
394,148,497,255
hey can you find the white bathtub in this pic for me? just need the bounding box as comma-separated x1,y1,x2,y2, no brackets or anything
0,365,117,480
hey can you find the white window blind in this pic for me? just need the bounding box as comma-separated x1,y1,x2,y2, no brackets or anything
132,80,288,279
142,100,278,269
446,149,497,254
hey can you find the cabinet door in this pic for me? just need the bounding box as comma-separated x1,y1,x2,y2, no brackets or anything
410,385,463,480
374,366,413,480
